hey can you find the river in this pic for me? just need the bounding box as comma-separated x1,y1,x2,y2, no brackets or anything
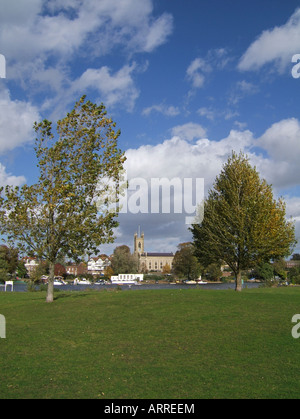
0,281,261,293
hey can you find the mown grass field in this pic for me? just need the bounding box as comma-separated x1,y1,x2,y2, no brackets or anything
0,287,300,399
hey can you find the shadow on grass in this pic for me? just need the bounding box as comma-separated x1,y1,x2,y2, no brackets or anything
53,291,92,301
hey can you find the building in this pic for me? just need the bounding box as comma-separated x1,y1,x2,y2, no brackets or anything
87,255,111,276
23,257,39,277
134,231,174,273
66,262,87,277
111,273,144,284
286,260,300,269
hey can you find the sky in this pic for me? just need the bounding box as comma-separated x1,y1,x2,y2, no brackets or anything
0,0,300,257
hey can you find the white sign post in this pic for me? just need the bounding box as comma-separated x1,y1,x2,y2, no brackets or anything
4,281,14,292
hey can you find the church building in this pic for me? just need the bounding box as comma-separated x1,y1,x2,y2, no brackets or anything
133,230,174,273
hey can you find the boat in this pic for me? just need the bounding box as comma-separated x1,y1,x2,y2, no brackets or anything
74,278,91,285
54,277,66,286
54,280,64,286
94,279,106,285
111,274,144,285
183,279,208,285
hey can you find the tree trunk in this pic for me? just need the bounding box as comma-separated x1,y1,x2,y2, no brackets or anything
235,270,243,292
46,261,55,303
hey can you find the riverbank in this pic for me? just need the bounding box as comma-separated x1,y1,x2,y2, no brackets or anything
0,280,261,293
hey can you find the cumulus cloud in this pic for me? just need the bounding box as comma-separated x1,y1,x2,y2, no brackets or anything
0,163,25,187
285,197,300,252
171,123,207,142
186,49,232,92
111,128,253,252
255,118,300,189
70,64,140,110
186,58,211,89
0,89,40,153
239,8,300,72
0,0,173,113
103,117,300,253
125,128,254,196
229,80,259,105
258,118,300,163
142,103,180,117
1,0,173,85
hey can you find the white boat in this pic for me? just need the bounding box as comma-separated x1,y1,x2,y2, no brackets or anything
53,278,66,286
54,280,64,286
184,280,208,285
74,278,91,285
111,274,144,285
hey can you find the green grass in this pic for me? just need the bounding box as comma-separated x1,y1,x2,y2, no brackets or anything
1,287,300,399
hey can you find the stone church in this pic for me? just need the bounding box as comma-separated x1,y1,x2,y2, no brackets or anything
133,230,174,273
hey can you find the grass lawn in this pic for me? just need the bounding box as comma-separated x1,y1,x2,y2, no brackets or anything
0,287,300,399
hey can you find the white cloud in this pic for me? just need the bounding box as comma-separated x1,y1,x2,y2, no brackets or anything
110,118,300,255
71,64,140,110
0,163,25,187
197,107,216,121
258,118,300,163
171,123,207,142
252,118,300,190
239,8,300,72
125,128,254,192
229,80,259,105
186,49,231,92
0,0,173,112
142,13,173,53
0,89,40,153
186,58,211,88
285,197,300,253
1,0,173,82
142,103,180,117
124,118,300,209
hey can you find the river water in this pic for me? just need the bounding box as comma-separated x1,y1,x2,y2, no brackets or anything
0,281,261,293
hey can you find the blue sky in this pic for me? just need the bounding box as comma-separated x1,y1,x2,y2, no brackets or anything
0,0,300,256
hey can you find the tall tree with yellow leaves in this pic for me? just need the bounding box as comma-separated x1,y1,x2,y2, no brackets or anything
191,152,296,291
0,96,126,302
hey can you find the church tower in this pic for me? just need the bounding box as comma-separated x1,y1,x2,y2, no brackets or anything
134,228,144,255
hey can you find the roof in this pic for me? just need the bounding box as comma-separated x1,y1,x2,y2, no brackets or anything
141,252,174,257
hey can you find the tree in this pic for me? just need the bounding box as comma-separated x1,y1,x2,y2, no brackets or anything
54,263,67,278
253,262,274,281
288,267,300,284
0,96,126,302
273,258,287,280
30,261,49,284
191,152,296,291
162,263,171,275
172,242,202,280
104,265,114,279
0,245,18,283
205,263,222,282
17,260,28,279
111,245,138,274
